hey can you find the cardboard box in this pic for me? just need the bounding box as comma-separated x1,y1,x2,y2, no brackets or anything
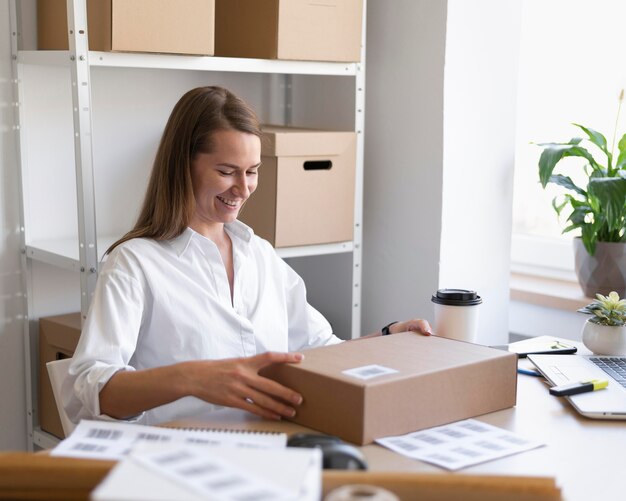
37,0,110,51
39,313,82,439
239,126,356,248
37,0,215,55
260,333,518,445
215,0,362,62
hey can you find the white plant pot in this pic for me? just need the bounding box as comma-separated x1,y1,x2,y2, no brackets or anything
582,320,626,356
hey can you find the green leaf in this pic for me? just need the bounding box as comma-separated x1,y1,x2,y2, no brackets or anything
566,206,590,226
616,133,626,169
536,137,583,147
537,143,597,187
590,168,608,179
552,196,569,216
574,123,609,155
588,177,626,233
548,174,586,196
565,194,588,208
581,224,598,255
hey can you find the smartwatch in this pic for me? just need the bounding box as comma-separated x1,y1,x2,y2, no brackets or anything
381,321,398,336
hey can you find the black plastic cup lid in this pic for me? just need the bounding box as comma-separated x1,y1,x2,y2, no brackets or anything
431,288,482,306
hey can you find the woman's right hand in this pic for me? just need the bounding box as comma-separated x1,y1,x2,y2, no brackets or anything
183,352,305,421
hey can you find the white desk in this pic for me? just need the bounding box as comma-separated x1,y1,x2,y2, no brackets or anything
175,355,625,501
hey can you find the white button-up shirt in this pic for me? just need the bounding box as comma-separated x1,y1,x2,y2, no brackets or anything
65,221,341,425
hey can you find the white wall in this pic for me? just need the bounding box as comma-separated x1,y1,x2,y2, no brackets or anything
363,0,523,345
439,0,523,345
0,0,27,450
362,0,446,334
510,301,587,342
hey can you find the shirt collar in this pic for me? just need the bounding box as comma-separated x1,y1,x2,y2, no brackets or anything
225,219,254,243
168,221,254,258
168,227,195,257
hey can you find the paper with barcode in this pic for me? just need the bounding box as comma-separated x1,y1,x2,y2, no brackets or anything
51,419,287,460
376,419,544,470
128,443,295,500
91,442,321,501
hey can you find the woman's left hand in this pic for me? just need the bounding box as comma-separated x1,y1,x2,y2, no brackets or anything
388,319,432,336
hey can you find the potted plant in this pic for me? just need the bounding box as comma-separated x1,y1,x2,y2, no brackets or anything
536,91,626,297
579,291,626,355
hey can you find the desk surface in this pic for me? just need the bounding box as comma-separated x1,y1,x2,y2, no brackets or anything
171,354,625,501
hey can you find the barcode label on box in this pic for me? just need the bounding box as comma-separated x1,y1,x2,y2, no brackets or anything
342,364,398,380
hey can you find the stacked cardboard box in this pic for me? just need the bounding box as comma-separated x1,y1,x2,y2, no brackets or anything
215,0,363,62
37,0,362,61
37,0,215,55
239,126,356,247
38,313,81,439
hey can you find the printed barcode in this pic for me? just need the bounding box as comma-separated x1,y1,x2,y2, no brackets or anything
71,442,108,452
452,447,482,458
390,439,420,451
136,432,172,442
414,434,445,445
86,428,123,440
154,450,193,465
498,434,528,445
460,422,489,432
356,367,386,377
437,428,467,439
205,476,243,490
185,437,221,445
475,440,505,451
343,364,398,380
177,463,219,477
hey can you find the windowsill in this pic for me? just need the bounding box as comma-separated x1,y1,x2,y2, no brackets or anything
510,272,593,311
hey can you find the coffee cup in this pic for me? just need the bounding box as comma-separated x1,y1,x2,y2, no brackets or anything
431,289,482,343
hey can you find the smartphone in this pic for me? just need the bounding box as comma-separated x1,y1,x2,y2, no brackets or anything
491,336,577,358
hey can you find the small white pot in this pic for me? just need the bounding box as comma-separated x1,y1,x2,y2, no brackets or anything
582,319,626,356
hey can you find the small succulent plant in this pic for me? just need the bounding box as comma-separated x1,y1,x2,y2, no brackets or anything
580,291,626,326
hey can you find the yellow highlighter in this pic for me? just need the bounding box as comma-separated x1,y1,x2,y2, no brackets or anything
549,379,609,397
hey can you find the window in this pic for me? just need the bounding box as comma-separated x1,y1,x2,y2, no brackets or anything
512,0,626,280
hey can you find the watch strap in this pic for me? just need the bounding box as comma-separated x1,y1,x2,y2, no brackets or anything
381,321,399,336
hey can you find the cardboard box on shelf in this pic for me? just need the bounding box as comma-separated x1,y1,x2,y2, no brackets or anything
239,125,356,248
37,0,110,51
37,0,215,55
215,0,362,62
38,313,82,439
260,333,518,445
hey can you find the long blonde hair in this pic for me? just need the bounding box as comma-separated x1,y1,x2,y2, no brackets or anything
106,86,261,254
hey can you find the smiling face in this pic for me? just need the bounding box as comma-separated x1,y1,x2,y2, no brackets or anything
189,129,261,238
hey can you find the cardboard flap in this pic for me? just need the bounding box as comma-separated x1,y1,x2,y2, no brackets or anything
40,313,82,352
288,333,517,384
261,125,356,157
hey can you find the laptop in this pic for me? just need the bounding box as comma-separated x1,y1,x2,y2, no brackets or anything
528,354,626,419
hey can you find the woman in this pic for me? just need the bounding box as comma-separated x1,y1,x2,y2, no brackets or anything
66,86,432,426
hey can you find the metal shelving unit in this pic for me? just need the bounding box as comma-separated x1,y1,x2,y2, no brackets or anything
10,0,366,451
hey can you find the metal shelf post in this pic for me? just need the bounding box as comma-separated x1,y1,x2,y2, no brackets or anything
66,0,99,321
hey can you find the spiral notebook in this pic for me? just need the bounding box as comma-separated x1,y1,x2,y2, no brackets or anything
51,419,287,461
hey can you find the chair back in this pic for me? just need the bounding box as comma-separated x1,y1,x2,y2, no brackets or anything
46,358,76,437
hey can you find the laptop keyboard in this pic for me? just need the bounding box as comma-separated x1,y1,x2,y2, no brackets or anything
589,357,626,388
